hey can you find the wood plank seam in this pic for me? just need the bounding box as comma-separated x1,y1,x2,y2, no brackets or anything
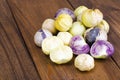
5,0,41,79
5,0,120,79
67,0,120,70
0,22,17,80
111,57,120,69
1,0,41,79
66,0,75,9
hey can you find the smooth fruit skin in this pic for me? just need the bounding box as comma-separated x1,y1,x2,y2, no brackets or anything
50,45,73,64
42,36,64,55
34,29,52,47
42,18,57,34
74,6,88,22
84,27,100,46
97,20,110,33
81,9,103,27
90,40,114,59
54,14,73,32
55,8,75,20
74,6,88,17
57,32,72,45
70,35,90,55
74,54,95,71
69,21,86,36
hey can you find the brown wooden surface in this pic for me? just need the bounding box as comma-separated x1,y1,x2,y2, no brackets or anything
0,0,120,80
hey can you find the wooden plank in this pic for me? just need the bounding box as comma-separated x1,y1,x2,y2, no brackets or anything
7,0,120,80
7,0,75,80
68,0,120,68
0,0,40,80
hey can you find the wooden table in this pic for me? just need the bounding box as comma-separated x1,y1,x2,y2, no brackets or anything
0,0,120,80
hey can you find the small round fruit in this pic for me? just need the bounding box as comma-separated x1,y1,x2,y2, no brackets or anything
42,18,57,34
57,32,72,45
50,45,73,64
90,40,114,59
69,21,86,36
84,27,107,46
74,6,88,17
74,6,88,22
42,36,64,55
74,54,95,71
34,29,52,47
84,27,100,45
55,8,75,20
54,14,73,32
96,30,107,41
81,9,103,27
97,20,109,33
70,35,90,55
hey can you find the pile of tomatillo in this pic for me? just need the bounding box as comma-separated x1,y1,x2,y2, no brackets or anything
34,6,114,71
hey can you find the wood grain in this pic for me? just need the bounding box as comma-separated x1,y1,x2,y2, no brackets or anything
6,0,120,80
68,0,120,68
7,0,75,80
0,0,40,80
